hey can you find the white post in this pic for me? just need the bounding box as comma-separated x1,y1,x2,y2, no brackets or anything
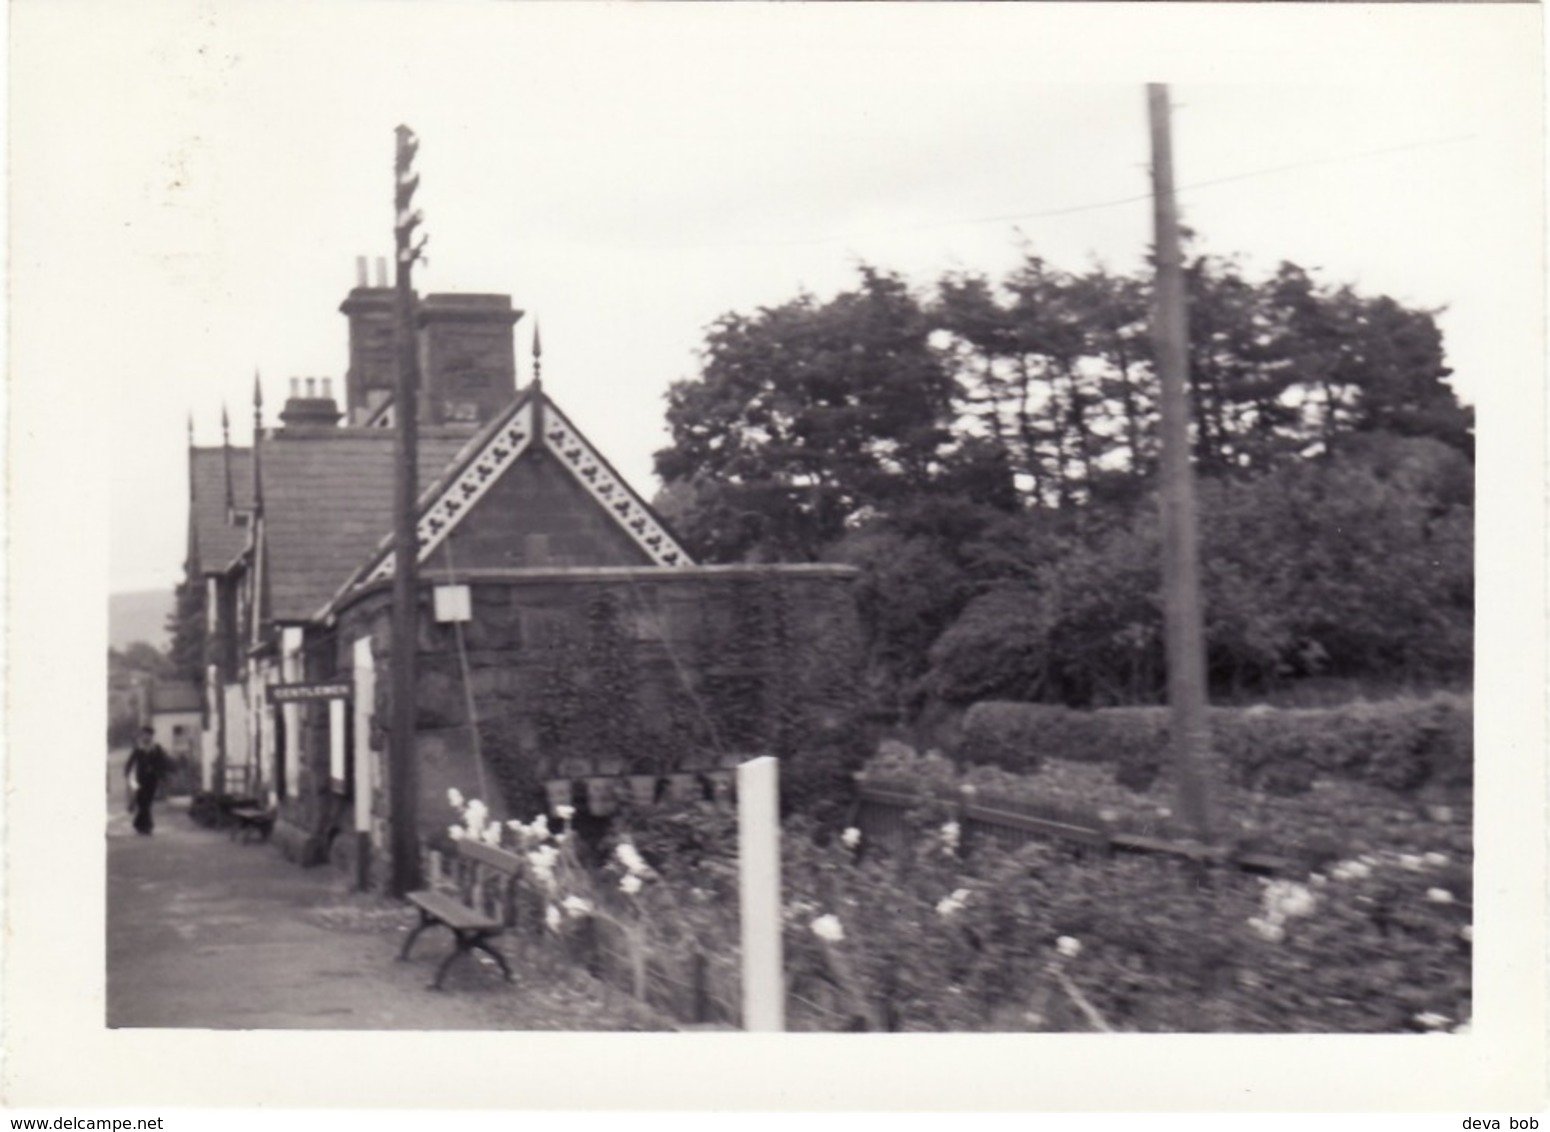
352,637,375,835
738,755,784,1032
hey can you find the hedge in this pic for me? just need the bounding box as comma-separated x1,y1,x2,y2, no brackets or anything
958,693,1472,796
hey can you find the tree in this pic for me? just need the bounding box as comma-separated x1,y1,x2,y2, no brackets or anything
656,267,959,562
656,242,1475,713
166,571,206,685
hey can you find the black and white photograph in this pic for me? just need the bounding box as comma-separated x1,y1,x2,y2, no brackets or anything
4,0,1546,1119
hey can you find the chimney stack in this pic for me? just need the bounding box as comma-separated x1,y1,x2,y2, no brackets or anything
279,373,343,429
416,293,523,425
341,256,401,423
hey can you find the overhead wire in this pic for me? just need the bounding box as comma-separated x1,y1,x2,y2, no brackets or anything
634,133,1475,251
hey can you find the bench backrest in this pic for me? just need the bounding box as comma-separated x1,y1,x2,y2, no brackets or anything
425,839,527,927
453,839,524,877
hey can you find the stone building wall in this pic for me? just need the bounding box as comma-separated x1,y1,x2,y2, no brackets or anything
421,449,651,573
320,565,864,884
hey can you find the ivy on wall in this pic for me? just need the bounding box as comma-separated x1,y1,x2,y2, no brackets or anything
478,574,867,821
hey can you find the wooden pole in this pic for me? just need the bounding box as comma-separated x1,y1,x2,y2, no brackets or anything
1147,84,1217,845
389,125,425,897
738,756,784,1031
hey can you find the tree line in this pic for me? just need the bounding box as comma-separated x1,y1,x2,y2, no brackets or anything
653,248,1474,714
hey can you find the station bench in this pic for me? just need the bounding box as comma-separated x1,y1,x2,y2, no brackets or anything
225,802,276,843
399,839,524,991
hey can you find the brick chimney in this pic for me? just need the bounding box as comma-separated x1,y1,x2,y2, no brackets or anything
339,256,402,425
416,293,523,425
279,377,343,428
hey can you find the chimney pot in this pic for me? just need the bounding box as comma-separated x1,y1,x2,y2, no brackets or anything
355,256,368,287
306,377,317,398
290,378,300,397
375,257,388,287
322,377,333,400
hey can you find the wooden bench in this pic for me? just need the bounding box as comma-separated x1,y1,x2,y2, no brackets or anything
226,803,276,843
399,839,524,991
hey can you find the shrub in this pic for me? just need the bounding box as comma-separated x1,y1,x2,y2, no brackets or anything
957,694,1472,796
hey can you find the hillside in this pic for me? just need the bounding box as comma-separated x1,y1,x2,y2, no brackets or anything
109,589,173,650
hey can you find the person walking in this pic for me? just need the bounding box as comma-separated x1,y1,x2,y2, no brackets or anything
124,727,172,835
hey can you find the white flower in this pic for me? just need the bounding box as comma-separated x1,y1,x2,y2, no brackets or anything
1156,807,1172,819
554,804,576,823
562,895,593,918
1098,808,1119,824
461,793,486,831
619,873,643,896
544,904,562,932
616,842,648,876
1056,936,1083,959
1265,880,1317,920
447,787,465,809
481,823,502,847
1248,917,1285,944
1426,888,1454,904
526,845,559,893
811,914,845,943
1423,852,1450,867
507,820,525,832
1399,854,1424,872
1414,1011,1451,1029
935,890,971,918
841,827,862,850
940,821,961,853
528,814,550,838
1460,925,1473,943
1309,873,1328,886
448,825,465,841
1332,860,1372,881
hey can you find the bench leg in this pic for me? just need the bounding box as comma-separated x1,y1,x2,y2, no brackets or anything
399,910,438,962
429,931,512,991
470,935,515,983
431,938,470,991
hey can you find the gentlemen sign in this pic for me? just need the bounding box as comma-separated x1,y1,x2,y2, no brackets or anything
267,682,352,704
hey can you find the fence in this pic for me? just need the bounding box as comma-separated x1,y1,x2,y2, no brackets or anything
421,841,742,1028
849,778,1295,875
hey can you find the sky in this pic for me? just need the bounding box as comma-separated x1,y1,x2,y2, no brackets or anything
8,2,1542,596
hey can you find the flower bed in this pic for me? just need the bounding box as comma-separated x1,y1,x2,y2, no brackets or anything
434,776,1470,1034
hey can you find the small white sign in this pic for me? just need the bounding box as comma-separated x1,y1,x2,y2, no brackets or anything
434,584,471,623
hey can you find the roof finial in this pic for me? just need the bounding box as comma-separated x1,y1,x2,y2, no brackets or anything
253,369,264,409
221,403,235,516
531,320,543,388
187,412,194,448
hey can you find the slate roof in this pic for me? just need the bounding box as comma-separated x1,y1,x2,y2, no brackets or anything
190,447,254,574
258,426,477,622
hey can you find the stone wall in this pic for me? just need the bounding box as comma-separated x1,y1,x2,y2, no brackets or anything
323,564,864,878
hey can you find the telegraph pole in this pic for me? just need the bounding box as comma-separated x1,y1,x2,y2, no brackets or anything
389,124,428,897
1147,84,1216,846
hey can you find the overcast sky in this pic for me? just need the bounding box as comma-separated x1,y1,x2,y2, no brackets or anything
9,2,1542,596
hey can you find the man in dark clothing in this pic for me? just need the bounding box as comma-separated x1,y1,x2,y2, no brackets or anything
124,727,172,835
